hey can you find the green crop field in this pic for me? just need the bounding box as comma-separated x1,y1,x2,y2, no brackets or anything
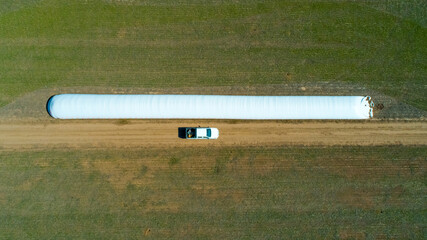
0,0,426,239
0,146,425,239
0,0,426,110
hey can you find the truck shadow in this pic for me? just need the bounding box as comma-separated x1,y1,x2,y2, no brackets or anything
178,127,188,139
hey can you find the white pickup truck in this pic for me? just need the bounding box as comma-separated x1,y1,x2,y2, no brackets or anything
185,127,219,139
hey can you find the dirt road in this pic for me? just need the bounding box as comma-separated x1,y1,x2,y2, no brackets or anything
0,120,425,150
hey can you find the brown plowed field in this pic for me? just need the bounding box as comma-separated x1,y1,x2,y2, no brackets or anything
1,121,425,150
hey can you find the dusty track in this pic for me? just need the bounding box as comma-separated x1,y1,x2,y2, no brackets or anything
0,121,425,150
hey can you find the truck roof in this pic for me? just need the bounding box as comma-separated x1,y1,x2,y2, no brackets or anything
196,128,208,137
185,127,218,139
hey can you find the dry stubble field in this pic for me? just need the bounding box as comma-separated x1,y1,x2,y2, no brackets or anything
0,118,425,238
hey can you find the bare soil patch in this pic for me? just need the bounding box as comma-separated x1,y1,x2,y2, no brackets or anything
0,121,425,150
338,187,378,209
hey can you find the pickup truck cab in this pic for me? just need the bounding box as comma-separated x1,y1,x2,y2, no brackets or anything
185,127,219,139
